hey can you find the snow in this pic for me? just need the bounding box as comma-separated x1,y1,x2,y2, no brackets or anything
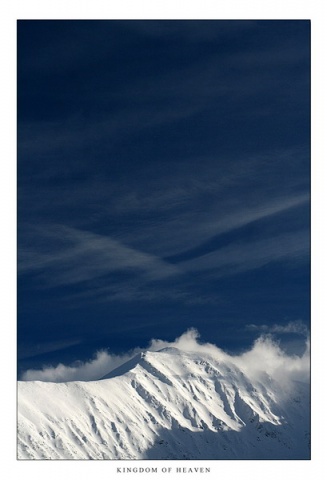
17,347,310,460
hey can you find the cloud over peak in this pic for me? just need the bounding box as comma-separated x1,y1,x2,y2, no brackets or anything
21,328,310,386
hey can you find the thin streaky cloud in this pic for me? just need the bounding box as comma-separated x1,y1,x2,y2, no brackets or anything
19,145,308,228
60,276,222,307
124,192,309,259
19,27,309,160
180,229,309,277
18,338,83,361
18,225,181,286
246,320,309,336
18,191,308,294
195,193,309,243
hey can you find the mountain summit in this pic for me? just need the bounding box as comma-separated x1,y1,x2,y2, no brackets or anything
18,347,310,459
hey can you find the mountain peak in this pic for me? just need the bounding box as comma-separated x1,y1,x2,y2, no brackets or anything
100,351,144,380
157,346,182,354
101,347,184,380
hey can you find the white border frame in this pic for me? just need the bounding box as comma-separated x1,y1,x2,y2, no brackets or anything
1,1,326,479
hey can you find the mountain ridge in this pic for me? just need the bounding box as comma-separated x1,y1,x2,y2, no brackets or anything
17,347,310,460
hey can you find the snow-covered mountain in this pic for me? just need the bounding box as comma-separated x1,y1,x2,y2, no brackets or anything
17,347,310,460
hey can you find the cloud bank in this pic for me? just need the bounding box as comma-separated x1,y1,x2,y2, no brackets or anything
21,327,310,386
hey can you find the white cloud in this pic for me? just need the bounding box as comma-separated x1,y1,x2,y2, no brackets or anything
150,328,310,386
21,349,143,382
235,334,310,385
21,328,310,386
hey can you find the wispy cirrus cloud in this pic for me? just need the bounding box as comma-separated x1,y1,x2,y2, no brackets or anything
180,229,309,278
18,338,83,361
158,192,309,259
246,320,309,336
18,187,309,305
18,139,309,305
19,224,181,287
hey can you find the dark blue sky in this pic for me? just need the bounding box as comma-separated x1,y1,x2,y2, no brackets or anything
17,20,310,376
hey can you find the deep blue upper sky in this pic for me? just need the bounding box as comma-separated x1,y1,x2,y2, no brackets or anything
17,20,310,375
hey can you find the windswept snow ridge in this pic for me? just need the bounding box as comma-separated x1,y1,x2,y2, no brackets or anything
18,348,310,459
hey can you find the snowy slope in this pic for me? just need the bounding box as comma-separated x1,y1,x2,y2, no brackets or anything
17,347,310,460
